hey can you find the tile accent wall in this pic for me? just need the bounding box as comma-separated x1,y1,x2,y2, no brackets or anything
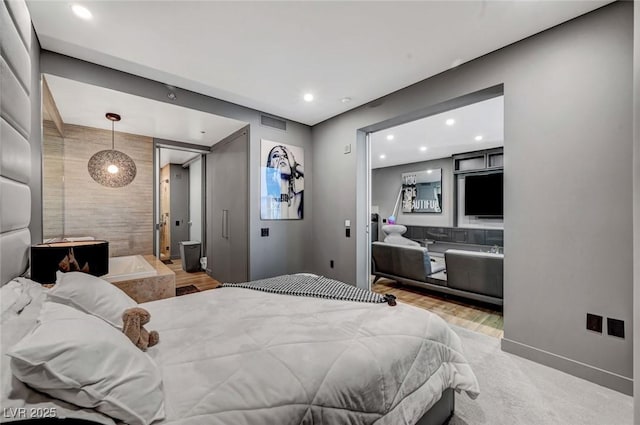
43,122,153,257
404,225,504,247
43,121,64,238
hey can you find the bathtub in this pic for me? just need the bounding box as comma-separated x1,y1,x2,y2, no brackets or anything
104,255,157,283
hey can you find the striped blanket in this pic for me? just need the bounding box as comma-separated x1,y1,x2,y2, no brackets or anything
222,274,396,305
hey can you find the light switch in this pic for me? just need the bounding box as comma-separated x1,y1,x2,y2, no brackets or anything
344,144,351,154
345,220,351,227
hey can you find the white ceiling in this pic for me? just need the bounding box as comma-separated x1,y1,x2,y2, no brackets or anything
159,148,200,168
44,74,247,146
28,1,610,126
371,96,503,169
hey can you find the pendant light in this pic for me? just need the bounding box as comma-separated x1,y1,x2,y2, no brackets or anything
87,113,137,188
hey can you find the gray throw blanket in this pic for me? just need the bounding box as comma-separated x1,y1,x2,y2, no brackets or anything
222,274,397,305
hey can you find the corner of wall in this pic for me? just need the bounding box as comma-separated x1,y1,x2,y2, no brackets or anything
30,22,42,244
633,0,639,419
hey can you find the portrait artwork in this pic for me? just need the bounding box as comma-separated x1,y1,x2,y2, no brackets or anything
261,140,304,220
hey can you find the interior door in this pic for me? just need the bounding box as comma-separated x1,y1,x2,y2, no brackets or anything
206,129,249,283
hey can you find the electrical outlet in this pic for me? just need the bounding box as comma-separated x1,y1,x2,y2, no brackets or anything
330,260,334,268
586,313,602,333
607,318,625,338
261,228,269,237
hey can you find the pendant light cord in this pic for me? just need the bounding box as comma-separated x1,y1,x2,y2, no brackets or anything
111,120,115,150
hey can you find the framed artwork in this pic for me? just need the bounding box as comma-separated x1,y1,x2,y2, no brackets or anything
260,139,304,220
401,169,442,213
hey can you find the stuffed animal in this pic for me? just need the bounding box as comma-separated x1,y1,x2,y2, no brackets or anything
122,307,159,351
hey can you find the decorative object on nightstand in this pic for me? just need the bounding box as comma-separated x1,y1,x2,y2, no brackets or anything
30,240,109,284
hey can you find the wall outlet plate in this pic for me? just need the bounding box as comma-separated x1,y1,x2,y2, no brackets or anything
586,313,603,333
607,318,625,338
261,228,269,237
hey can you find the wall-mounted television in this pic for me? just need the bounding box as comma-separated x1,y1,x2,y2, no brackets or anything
464,172,503,216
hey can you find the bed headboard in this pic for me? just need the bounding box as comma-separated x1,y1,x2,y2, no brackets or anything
1,0,33,285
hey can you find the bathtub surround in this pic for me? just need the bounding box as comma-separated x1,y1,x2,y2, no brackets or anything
106,255,175,303
42,122,153,257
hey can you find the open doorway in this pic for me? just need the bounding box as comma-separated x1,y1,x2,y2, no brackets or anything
156,147,206,269
368,94,504,338
41,72,249,298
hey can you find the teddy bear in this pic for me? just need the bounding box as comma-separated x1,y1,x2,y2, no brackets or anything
122,307,159,351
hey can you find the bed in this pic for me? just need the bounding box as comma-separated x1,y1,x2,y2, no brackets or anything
1,272,479,425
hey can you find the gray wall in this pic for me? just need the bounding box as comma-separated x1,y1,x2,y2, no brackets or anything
312,2,633,393
29,18,42,243
633,0,639,419
371,157,453,231
39,52,313,280
169,164,189,258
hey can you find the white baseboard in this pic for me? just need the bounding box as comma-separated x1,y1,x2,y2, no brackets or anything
501,338,633,396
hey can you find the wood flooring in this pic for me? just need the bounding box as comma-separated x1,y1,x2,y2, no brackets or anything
166,259,221,292
165,260,503,338
372,277,504,338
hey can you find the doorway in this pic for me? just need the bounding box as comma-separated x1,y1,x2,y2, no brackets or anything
155,145,208,266
366,91,505,338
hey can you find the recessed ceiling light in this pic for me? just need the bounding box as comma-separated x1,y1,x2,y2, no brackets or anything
475,135,483,141
303,93,314,102
341,97,351,103
71,4,92,20
445,118,455,126
386,134,394,141
419,146,427,152
379,154,386,159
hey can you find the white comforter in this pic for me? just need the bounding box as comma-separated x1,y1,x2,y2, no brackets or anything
143,285,479,425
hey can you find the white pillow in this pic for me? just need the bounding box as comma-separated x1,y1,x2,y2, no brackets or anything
8,302,165,425
1,279,33,321
47,271,136,329
1,286,117,425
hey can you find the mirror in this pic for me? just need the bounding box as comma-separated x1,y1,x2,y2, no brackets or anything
401,168,442,213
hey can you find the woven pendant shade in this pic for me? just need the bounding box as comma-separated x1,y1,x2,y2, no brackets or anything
87,113,137,188
88,150,137,188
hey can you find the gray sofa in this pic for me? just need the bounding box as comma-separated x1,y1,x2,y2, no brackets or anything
372,242,444,283
372,243,503,306
445,250,503,302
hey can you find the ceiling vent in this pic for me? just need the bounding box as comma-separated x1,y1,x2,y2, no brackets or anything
261,115,287,131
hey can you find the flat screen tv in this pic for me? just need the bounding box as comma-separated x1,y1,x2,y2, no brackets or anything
464,173,503,216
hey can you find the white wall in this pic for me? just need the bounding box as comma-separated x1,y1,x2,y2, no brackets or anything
312,2,633,394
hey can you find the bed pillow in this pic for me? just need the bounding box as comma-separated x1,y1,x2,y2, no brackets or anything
47,271,136,329
7,302,165,425
1,283,117,425
1,279,32,322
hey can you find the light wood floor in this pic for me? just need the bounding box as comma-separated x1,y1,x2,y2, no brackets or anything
165,258,221,291
372,277,504,338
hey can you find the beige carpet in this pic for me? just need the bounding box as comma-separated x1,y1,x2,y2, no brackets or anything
450,325,633,425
